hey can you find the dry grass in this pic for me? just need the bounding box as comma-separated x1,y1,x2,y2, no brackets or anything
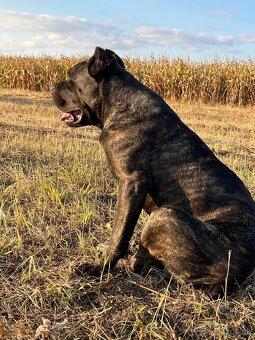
1,56,255,105
0,88,254,339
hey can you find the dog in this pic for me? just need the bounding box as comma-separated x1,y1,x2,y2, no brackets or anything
52,47,255,296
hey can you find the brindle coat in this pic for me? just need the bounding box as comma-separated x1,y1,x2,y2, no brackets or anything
52,47,255,296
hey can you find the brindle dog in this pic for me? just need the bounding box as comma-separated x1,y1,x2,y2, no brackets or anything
52,47,255,296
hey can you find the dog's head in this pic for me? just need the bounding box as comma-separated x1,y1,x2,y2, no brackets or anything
52,48,125,128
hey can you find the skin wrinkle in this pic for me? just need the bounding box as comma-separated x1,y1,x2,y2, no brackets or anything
52,47,255,297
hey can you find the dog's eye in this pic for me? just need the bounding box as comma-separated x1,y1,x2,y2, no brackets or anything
78,88,82,93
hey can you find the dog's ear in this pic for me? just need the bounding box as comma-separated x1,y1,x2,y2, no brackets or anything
88,47,116,80
105,49,125,69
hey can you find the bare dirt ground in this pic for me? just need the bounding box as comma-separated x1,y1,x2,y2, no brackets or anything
0,89,254,339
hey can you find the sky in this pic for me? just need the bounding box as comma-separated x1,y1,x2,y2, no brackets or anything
0,0,254,59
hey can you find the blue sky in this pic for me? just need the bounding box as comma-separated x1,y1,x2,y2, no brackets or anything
0,0,254,59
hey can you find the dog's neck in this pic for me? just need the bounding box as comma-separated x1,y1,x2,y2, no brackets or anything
93,78,119,129
94,72,142,129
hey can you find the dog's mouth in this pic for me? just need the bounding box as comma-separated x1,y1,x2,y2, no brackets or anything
60,108,83,127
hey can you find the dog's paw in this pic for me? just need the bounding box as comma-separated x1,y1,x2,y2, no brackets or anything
75,263,103,277
117,256,147,275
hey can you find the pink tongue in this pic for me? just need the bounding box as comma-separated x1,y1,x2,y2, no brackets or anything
60,113,72,122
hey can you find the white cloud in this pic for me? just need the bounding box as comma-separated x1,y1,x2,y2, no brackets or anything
0,10,254,55
134,26,255,49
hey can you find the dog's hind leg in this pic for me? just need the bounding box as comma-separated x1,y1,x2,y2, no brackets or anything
140,206,243,293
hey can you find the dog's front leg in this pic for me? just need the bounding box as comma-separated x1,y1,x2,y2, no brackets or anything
106,177,148,267
76,176,147,277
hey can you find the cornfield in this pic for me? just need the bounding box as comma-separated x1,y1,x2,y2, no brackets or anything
1,55,255,105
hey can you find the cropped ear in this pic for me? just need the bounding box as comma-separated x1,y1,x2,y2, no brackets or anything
105,49,125,69
88,47,116,80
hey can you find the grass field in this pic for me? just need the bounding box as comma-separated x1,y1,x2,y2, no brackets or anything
0,88,254,339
